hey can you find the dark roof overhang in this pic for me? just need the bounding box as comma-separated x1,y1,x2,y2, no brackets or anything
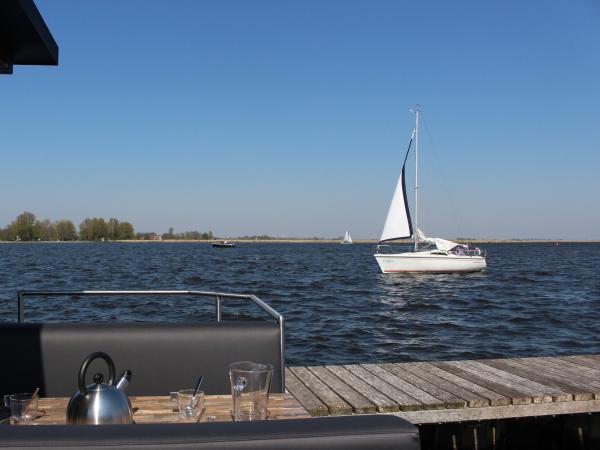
0,0,59,74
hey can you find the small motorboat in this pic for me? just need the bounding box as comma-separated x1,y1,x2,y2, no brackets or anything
211,240,235,248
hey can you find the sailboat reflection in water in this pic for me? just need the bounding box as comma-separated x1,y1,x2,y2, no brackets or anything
374,107,486,274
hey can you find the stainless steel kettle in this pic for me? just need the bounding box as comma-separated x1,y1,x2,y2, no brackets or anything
66,351,133,424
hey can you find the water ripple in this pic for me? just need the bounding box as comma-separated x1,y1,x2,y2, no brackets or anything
0,242,599,365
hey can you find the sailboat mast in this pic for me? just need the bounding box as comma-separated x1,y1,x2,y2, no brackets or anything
414,106,419,252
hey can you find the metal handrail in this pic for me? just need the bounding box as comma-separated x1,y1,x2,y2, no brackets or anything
16,290,285,389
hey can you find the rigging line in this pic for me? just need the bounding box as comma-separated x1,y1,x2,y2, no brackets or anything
421,115,466,241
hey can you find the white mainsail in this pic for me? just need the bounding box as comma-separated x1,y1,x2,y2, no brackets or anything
343,231,353,243
379,131,414,243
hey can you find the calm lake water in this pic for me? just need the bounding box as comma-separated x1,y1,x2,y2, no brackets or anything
1,242,599,366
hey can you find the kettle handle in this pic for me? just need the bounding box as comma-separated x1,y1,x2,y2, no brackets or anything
78,352,116,396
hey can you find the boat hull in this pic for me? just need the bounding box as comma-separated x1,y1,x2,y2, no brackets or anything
374,252,486,273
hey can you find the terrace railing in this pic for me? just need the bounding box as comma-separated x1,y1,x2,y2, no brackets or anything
16,289,285,388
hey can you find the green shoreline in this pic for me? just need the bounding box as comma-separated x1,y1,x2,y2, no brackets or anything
1,239,599,244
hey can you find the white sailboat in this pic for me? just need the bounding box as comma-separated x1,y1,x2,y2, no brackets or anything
374,107,486,273
342,231,353,244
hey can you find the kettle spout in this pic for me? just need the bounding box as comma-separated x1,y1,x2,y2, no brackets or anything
115,370,132,391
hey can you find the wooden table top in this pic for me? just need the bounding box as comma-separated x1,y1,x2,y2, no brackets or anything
31,393,309,425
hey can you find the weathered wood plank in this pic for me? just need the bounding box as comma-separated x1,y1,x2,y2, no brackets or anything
433,361,532,405
307,366,377,414
414,361,509,406
286,354,600,419
466,360,553,403
289,367,352,415
326,365,398,412
582,356,600,372
539,357,600,389
511,359,598,400
401,363,489,408
482,359,572,402
524,357,600,391
561,355,600,371
361,363,445,410
451,360,546,403
381,363,466,409
343,364,423,411
285,368,329,416
394,399,600,425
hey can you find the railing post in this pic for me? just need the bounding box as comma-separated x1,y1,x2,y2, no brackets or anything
17,291,24,323
279,316,285,390
215,296,221,322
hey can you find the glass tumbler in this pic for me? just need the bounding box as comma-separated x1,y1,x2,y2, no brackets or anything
176,389,204,421
3,393,38,424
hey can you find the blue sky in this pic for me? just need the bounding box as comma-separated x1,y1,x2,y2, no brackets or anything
2,0,600,239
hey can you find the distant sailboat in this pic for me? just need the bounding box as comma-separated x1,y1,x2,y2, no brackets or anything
374,107,486,273
341,231,353,245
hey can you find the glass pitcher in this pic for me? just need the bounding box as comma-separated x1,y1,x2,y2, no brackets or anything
229,361,273,421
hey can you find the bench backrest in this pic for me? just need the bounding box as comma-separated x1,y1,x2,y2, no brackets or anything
0,321,282,397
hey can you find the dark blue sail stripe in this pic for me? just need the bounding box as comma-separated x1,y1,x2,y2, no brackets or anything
379,137,413,244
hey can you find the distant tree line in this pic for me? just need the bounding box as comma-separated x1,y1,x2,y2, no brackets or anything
234,235,330,240
136,232,159,240
235,234,277,240
0,212,135,241
158,227,213,240
79,217,135,241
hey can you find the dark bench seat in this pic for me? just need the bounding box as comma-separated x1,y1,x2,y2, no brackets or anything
0,415,420,450
0,321,283,397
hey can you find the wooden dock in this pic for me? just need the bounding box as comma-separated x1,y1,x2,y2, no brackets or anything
285,355,600,424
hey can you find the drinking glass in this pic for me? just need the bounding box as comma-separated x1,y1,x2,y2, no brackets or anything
229,361,273,421
3,393,38,424
176,389,204,421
